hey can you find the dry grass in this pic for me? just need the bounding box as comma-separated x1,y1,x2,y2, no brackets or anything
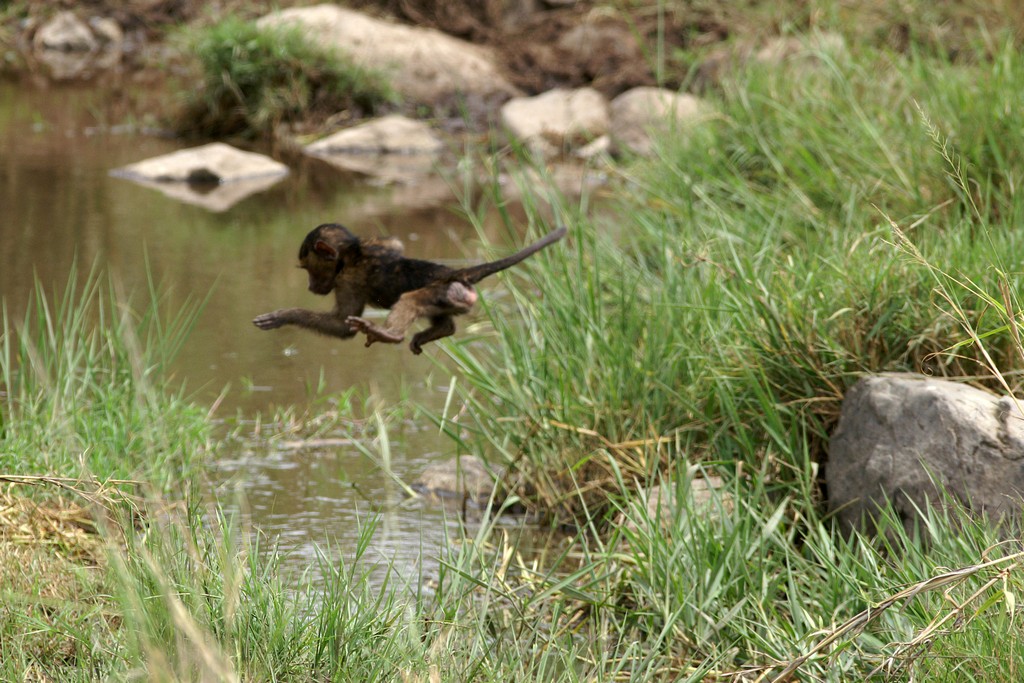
0,488,117,677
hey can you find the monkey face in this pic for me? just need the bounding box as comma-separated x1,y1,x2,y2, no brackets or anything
298,244,340,295
301,258,337,295
296,224,355,295
306,273,334,295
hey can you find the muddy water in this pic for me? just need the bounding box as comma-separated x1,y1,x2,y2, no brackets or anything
0,80,508,579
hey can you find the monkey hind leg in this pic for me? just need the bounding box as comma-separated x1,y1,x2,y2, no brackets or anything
410,316,456,355
345,316,405,347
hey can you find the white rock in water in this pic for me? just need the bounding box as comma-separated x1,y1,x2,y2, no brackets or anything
110,143,289,211
111,143,289,184
306,115,443,155
304,115,444,184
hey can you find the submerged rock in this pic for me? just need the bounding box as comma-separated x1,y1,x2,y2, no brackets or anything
413,455,502,504
500,87,610,158
304,115,444,183
257,4,519,109
307,115,443,155
110,143,289,211
828,374,1024,534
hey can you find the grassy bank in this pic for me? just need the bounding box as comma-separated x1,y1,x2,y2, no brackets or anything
450,32,1024,517
173,15,397,137
5,13,1024,683
437,24,1024,679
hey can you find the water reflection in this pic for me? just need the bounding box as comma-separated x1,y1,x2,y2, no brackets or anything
0,78,520,582
212,429,466,584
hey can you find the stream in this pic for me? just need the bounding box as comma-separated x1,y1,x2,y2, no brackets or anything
0,79,526,583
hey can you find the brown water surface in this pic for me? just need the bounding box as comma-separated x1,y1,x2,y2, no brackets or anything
0,79,508,580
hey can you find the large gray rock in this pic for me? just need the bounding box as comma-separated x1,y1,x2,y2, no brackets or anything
609,87,709,157
257,5,519,108
500,87,610,158
828,374,1024,533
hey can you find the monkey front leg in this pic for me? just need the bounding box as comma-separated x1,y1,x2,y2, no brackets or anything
253,308,358,339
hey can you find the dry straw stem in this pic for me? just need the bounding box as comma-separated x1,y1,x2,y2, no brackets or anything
536,420,680,514
884,207,1024,419
765,548,1024,682
546,419,678,472
0,474,142,512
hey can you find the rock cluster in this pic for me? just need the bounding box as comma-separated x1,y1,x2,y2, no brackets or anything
104,4,732,209
30,11,124,80
498,85,712,160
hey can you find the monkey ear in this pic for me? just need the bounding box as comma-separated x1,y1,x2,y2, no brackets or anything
314,240,337,258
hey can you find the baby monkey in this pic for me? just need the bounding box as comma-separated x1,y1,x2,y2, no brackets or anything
253,223,566,354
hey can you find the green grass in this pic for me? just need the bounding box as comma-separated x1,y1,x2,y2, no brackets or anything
0,264,209,487
440,29,1024,519
174,15,398,137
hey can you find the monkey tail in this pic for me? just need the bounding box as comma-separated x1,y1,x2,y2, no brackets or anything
451,226,568,284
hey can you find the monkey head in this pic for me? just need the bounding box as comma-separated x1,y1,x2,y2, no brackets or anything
298,223,357,295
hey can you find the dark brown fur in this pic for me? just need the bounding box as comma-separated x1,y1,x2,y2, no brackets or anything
253,223,567,354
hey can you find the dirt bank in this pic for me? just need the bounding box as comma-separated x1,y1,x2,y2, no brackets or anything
3,1,1021,129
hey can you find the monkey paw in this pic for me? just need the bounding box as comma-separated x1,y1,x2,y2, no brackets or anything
253,312,285,330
